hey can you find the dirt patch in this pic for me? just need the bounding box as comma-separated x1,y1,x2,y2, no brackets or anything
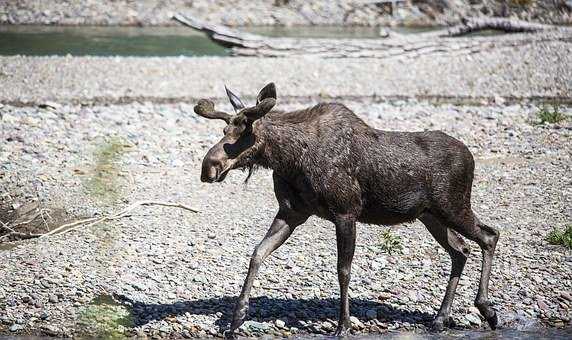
0,193,73,244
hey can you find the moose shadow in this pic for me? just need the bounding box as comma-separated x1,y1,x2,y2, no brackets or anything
112,294,434,332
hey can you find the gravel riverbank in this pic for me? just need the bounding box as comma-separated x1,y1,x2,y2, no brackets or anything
1,39,571,106
0,97,570,337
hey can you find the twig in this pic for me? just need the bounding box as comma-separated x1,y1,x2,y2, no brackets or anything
39,208,53,231
137,200,199,213
41,217,100,237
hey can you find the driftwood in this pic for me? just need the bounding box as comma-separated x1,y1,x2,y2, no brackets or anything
174,13,571,58
447,17,551,37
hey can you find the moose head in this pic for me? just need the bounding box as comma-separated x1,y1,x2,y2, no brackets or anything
194,83,277,183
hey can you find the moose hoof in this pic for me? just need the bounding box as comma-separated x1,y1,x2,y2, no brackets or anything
333,325,351,337
224,330,238,340
431,316,452,332
486,311,498,330
476,300,498,330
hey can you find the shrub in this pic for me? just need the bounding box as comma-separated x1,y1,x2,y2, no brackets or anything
379,229,402,254
546,225,572,249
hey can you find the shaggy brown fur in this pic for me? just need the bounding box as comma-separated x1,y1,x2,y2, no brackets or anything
194,83,500,338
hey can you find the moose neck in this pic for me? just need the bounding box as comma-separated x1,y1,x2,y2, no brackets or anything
254,115,311,176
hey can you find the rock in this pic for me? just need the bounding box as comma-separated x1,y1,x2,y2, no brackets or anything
561,291,572,302
468,306,480,315
49,294,59,303
465,313,482,326
494,95,505,105
378,292,392,300
242,320,270,333
372,257,387,270
39,101,61,110
320,320,335,332
9,324,24,332
41,324,60,336
275,319,286,329
537,299,549,311
350,316,364,329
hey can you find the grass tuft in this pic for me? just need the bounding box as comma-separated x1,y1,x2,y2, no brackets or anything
379,229,403,255
546,225,572,249
536,103,567,125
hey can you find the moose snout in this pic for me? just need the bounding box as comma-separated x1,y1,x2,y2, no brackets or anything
201,158,221,183
201,146,228,183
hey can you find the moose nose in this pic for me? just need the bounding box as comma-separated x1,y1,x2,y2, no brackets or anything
201,155,222,183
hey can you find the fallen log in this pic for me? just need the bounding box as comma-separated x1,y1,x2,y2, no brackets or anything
447,17,552,37
173,13,572,58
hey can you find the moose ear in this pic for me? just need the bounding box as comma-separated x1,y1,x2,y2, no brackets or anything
225,85,246,112
194,99,232,123
257,82,277,104
242,98,276,121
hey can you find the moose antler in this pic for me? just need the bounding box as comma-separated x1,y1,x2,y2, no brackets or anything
194,99,232,123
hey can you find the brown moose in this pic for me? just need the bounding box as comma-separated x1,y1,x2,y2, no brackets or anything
194,83,500,337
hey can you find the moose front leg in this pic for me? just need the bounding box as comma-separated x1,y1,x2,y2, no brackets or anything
227,211,306,338
333,214,357,336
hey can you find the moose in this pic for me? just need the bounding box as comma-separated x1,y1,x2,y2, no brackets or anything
194,83,500,337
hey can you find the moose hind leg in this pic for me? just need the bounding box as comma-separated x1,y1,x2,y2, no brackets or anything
442,210,500,329
419,213,469,331
472,217,500,329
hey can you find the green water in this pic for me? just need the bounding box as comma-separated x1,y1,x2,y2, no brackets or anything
0,25,228,56
0,25,433,57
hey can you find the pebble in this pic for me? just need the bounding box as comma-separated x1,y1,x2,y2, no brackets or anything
465,313,482,326
537,300,549,311
350,316,364,329
275,319,286,329
9,324,24,332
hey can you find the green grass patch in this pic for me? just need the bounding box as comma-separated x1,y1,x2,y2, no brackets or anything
77,294,133,339
84,136,131,202
379,229,403,255
535,103,567,125
546,225,572,249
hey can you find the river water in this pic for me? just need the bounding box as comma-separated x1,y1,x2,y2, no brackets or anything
0,25,433,57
